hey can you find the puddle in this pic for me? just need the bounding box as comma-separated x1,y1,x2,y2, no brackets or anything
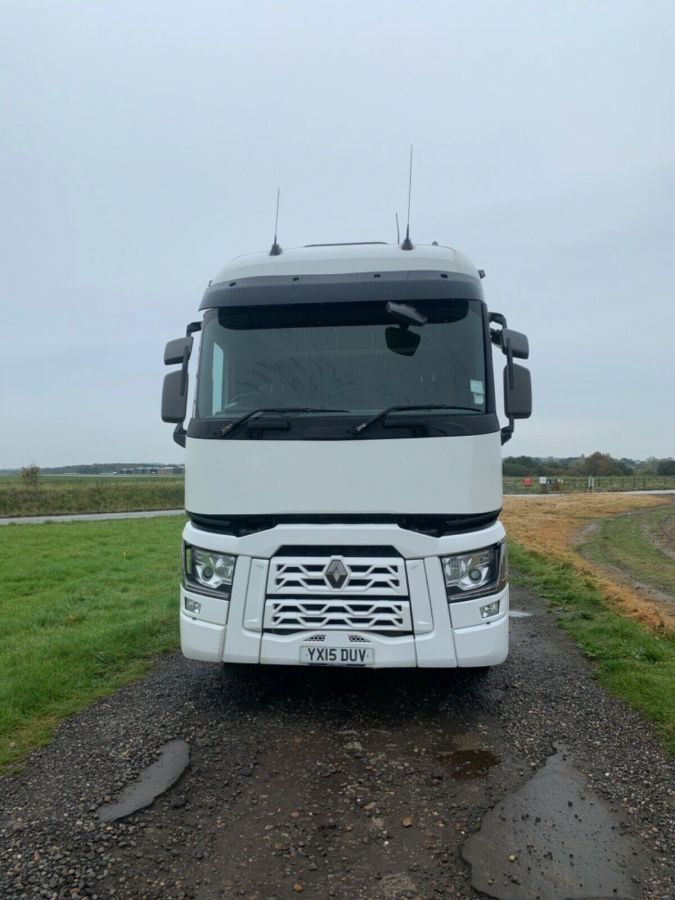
98,739,190,823
509,609,532,618
463,747,642,899
437,748,500,780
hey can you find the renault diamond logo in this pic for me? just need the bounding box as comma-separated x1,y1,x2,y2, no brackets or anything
324,558,349,589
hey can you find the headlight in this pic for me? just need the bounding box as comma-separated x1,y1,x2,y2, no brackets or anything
183,544,236,597
441,541,506,601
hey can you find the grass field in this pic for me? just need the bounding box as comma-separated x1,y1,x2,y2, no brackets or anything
0,517,183,772
0,476,184,517
581,504,675,598
504,494,675,755
503,493,675,633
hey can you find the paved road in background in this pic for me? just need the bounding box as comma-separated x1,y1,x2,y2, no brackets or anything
0,509,184,526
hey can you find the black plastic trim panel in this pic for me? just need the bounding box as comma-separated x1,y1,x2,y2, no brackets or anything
265,630,413,637
187,413,500,441
200,270,484,309
187,511,501,538
264,593,410,601
274,545,400,557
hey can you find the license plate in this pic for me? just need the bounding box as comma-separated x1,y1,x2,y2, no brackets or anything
300,645,374,666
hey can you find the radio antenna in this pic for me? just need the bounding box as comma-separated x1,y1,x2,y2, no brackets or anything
401,145,414,250
395,212,400,244
269,187,282,256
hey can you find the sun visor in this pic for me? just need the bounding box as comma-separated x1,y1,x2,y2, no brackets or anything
199,270,484,310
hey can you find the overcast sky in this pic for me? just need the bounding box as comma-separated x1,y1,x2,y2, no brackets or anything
2,0,674,467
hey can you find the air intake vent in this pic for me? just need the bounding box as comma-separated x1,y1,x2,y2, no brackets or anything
268,557,407,596
264,598,411,633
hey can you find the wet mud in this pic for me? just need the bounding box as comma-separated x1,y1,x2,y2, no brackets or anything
98,740,190,823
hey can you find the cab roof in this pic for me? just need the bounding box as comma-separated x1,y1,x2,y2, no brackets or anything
200,242,485,310
209,242,481,285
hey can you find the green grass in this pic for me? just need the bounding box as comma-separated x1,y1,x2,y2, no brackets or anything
581,505,675,597
509,540,675,755
0,476,184,517
0,517,184,772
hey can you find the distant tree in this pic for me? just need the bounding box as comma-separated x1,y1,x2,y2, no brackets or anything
636,456,659,475
20,463,41,489
572,451,630,476
656,458,675,476
551,458,577,471
502,456,541,476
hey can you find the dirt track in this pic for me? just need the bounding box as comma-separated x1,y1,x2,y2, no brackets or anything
646,506,675,562
1,583,673,899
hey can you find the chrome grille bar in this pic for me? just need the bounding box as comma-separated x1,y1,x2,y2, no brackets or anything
263,597,411,632
268,556,407,596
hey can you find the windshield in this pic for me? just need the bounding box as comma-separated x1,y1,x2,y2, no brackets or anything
196,300,488,419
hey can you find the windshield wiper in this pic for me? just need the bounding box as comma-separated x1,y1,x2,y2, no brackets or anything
352,404,479,435
217,407,348,438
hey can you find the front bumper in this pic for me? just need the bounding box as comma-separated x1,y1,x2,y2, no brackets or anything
179,517,509,668
179,588,509,668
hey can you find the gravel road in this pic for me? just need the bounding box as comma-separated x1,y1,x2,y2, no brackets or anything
1,583,673,899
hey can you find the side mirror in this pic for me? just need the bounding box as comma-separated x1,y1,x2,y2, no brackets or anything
162,370,189,423
501,328,529,360
162,323,200,446
504,364,532,419
164,336,193,366
385,326,421,357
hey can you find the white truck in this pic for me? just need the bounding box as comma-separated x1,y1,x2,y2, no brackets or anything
162,239,531,669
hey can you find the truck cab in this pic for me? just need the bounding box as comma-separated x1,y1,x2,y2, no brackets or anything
162,240,531,669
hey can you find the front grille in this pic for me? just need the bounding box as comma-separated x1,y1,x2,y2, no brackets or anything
264,553,411,636
263,597,411,633
268,557,407,596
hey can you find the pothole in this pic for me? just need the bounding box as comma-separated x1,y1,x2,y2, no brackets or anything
436,748,500,780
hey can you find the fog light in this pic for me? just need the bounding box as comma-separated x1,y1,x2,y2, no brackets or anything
185,598,202,614
480,600,500,619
